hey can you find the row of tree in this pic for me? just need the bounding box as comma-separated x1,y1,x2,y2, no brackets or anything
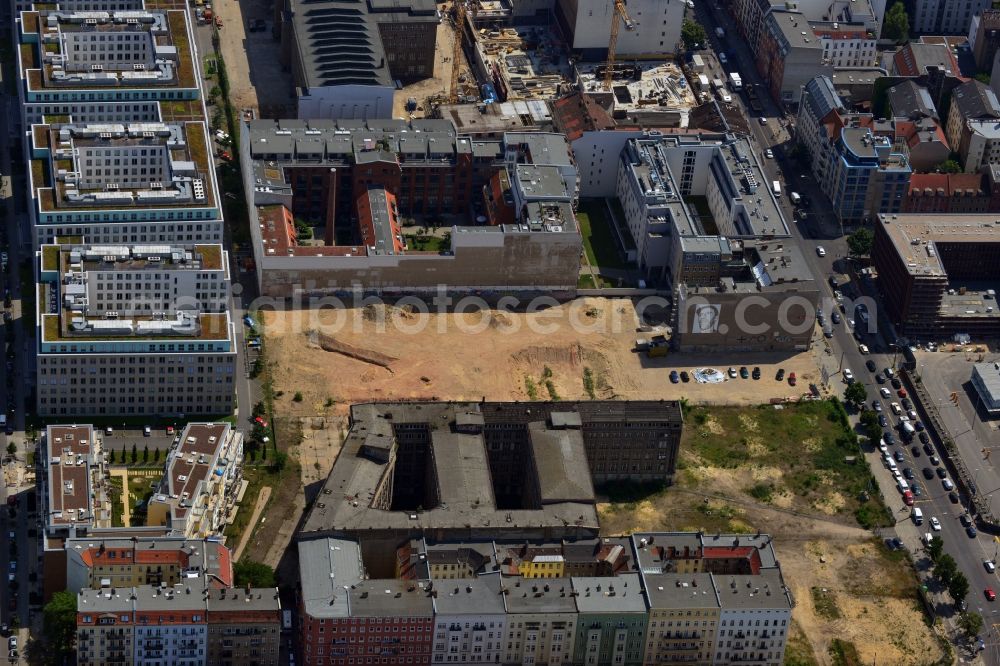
106,444,160,465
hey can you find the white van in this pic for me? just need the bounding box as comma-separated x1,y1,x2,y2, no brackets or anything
887,458,898,472
897,478,910,493
772,180,781,196
912,507,923,525
789,191,801,205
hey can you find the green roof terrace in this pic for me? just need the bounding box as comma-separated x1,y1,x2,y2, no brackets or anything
20,9,198,95
33,120,217,213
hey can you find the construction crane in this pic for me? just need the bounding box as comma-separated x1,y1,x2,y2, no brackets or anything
449,1,466,104
449,1,479,104
603,0,635,91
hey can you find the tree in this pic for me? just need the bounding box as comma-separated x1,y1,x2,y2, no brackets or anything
270,450,287,473
847,227,874,256
936,159,962,173
860,410,881,442
927,535,944,564
43,591,77,664
959,611,985,638
293,391,303,402
949,572,970,604
681,19,707,50
882,1,909,43
5,442,14,457
130,443,138,464
935,553,958,585
153,448,161,462
975,72,992,85
142,444,149,463
844,381,867,406
234,560,276,588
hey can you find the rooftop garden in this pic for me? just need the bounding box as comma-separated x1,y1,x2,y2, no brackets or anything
43,312,230,342
159,100,202,122
41,245,60,272
19,42,36,71
22,12,39,35
166,11,196,90
30,158,50,189
196,244,223,270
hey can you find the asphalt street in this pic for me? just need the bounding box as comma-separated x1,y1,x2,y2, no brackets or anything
694,3,1000,661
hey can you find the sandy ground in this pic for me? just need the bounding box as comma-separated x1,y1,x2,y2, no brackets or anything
392,13,471,119
261,298,822,414
601,490,947,666
598,405,949,666
214,0,295,117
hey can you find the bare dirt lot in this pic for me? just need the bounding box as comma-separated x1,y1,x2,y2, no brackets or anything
261,298,822,415
392,14,473,119
599,402,949,666
213,0,295,117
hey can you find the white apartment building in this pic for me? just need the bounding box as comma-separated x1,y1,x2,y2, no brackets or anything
36,244,235,417
815,26,877,68
555,0,686,60
960,121,1000,172
29,121,223,247
912,0,990,34
615,134,789,285
502,578,577,665
16,9,202,125
430,575,508,664
45,243,229,315
714,571,792,666
146,423,244,538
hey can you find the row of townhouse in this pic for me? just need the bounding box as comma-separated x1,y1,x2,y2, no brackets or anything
297,532,794,666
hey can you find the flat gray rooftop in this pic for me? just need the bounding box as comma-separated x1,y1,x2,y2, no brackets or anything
571,574,646,613
503,577,577,614
642,573,720,609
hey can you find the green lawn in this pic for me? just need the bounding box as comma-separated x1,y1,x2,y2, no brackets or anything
683,399,892,528
576,200,627,270
405,234,449,252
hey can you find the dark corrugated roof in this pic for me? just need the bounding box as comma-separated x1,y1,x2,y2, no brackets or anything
292,0,437,88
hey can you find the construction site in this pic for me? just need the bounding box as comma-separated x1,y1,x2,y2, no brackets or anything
397,0,698,126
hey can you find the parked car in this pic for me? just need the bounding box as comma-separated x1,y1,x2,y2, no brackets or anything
985,560,996,573
843,369,854,382
740,366,749,379
775,368,785,381
880,387,891,399
949,491,960,504
931,517,941,531
922,467,934,479
866,360,877,372
752,367,761,380
728,367,738,378
943,478,955,491
680,371,690,383
669,371,680,384
788,372,796,387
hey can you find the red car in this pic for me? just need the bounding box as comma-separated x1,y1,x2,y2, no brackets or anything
986,588,996,602
166,426,175,435
902,490,914,506
254,416,269,428
897,388,907,398
788,372,797,387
